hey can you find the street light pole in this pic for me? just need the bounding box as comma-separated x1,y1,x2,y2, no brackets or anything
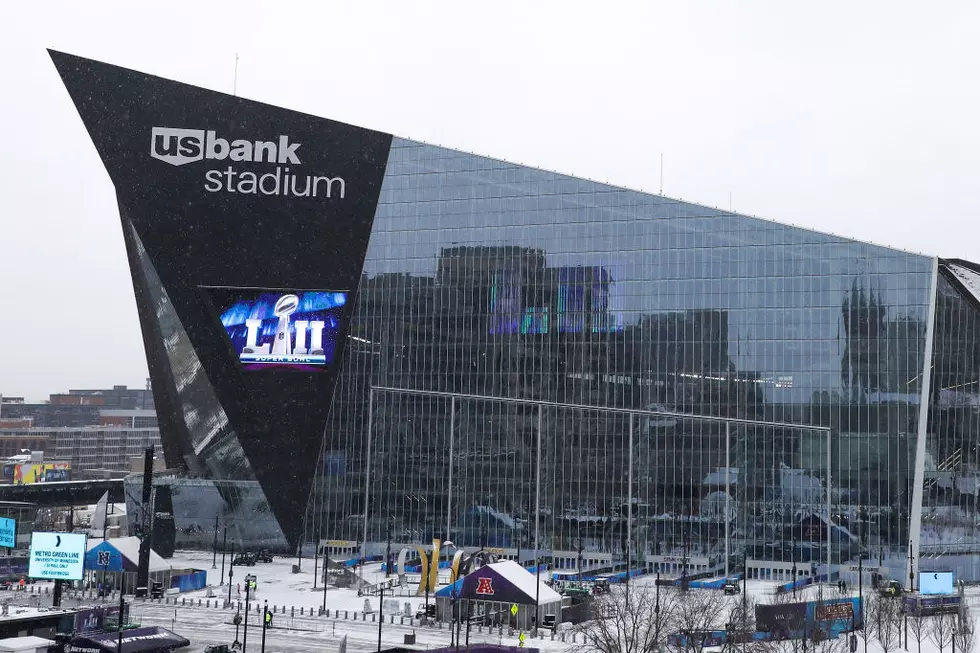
261,599,269,653
243,578,251,653
117,589,125,653
212,515,219,569
221,527,227,586
378,581,384,652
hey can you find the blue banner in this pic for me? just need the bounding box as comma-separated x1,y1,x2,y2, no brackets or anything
0,518,15,548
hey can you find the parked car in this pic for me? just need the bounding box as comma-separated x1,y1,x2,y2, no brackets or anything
232,552,256,567
415,604,436,620
205,645,231,653
254,550,274,563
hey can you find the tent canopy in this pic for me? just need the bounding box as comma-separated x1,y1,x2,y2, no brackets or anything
71,626,189,653
460,560,561,605
84,537,169,573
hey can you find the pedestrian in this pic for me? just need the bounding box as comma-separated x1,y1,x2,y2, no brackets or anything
842,580,847,594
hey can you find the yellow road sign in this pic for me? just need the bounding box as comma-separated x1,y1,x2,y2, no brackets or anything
510,604,518,616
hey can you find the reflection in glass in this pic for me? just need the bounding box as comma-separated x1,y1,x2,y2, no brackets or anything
312,138,948,577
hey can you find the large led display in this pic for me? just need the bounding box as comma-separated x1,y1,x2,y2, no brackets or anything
207,288,347,371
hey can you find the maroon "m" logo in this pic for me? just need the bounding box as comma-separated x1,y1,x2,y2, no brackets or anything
475,577,495,595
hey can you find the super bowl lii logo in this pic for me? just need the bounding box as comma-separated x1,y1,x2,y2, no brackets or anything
215,289,347,370
150,127,346,198
241,294,328,365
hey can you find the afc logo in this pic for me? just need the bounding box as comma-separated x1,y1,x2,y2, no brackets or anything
97,551,111,567
475,577,495,596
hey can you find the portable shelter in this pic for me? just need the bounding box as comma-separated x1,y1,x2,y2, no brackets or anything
84,537,171,593
437,560,562,630
69,627,189,653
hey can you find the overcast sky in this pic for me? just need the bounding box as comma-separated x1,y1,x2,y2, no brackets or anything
1,1,978,402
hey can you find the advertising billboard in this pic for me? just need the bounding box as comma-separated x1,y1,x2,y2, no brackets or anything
920,571,954,595
12,462,70,485
207,288,347,370
29,532,87,581
0,517,15,548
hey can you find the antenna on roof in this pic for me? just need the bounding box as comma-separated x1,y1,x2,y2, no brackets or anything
233,53,239,97
659,153,664,195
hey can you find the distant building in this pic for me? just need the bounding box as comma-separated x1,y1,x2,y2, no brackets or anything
49,384,155,411
0,410,161,478
0,385,155,428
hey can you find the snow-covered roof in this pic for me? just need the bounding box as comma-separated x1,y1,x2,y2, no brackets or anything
482,560,561,604
0,635,56,652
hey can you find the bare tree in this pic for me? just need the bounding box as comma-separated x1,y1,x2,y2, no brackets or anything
955,604,975,653
956,621,976,653
931,611,956,653
722,592,758,653
876,597,902,653
907,605,929,653
668,589,734,653
574,582,680,653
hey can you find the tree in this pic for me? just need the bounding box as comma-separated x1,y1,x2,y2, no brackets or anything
669,588,733,653
930,611,956,653
574,582,680,653
955,605,975,653
864,592,901,653
907,604,929,653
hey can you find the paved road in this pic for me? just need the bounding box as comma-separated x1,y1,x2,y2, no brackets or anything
0,590,548,652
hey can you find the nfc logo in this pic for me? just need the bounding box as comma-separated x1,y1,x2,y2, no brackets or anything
151,127,205,166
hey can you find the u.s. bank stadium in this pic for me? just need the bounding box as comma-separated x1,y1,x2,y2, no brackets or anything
51,49,980,587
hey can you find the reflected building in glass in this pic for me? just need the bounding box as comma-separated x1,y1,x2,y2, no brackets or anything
313,138,980,584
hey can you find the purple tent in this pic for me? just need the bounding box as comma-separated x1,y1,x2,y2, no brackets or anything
69,626,190,652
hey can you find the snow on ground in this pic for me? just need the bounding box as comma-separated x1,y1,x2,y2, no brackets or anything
15,549,980,653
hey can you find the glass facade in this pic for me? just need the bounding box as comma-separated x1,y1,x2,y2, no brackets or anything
919,264,980,579
310,137,980,581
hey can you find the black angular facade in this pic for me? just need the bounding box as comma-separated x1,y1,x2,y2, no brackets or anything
51,51,392,547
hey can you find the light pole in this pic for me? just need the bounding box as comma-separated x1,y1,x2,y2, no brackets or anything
243,576,252,653
227,540,234,606
117,588,125,653
261,599,269,653
378,580,384,652
444,540,460,650
220,527,227,587
212,515,219,569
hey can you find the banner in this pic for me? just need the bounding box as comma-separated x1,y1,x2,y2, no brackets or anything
12,462,70,485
